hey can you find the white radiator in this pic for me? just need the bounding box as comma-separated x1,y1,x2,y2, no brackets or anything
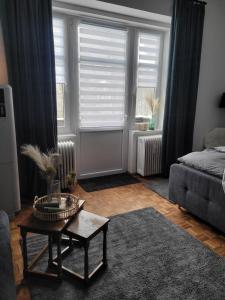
137,135,162,176
58,140,75,189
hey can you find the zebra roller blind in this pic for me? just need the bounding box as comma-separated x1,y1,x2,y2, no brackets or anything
53,17,66,121
137,32,161,88
136,32,162,117
53,18,65,84
79,23,127,128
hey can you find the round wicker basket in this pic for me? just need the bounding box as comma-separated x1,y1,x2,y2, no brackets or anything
33,193,79,222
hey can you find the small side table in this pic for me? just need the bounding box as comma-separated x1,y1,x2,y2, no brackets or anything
54,210,110,283
18,200,85,280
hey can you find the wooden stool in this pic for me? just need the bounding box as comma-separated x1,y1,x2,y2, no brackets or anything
54,210,110,283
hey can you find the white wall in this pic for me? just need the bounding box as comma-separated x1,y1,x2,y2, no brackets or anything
0,23,8,84
193,0,225,150
100,0,173,16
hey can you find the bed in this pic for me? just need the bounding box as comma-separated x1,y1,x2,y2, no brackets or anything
169,128,225,233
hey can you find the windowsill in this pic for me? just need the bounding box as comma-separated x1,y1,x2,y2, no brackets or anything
129,129,162,135
58,129,162,138
79,127,124,132
58,133,76,141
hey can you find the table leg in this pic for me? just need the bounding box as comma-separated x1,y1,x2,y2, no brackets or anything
21,229,28,276
84,241,89,282
56,234,62,279
103,224,108,267
48,235,53,266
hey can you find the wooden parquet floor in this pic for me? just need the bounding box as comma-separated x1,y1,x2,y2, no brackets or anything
11,181,225,300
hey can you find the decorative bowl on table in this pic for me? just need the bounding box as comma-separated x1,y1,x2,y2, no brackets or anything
33,193,79,222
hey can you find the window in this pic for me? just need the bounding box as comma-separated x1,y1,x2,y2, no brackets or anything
135,32,162,118
79,23,127,128
52,13,169,133
53,17,66,123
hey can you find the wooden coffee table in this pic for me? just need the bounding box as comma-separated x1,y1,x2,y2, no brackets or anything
18,200,85,280
53,210,110,283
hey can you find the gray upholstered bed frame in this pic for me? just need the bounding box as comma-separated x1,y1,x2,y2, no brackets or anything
169,163,225,234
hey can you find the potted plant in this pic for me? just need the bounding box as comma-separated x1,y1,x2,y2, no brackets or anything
66,171,77,193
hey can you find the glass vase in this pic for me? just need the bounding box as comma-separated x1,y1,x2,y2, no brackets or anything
149,116,156,130
47,179,61,203
46,178,53,202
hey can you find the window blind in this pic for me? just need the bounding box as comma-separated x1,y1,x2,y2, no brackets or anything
79,23,127,128
137,32,161,88
53,18,65,84
136,32,161,118
53,17,66,121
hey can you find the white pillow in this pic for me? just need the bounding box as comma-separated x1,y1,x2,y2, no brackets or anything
214,146,225,153
204,128,225,148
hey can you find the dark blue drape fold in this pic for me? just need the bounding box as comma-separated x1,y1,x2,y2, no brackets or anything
162,0,205,176
1,0,57,201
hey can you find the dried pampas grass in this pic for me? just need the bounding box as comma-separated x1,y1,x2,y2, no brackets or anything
144,90,160,117
21,145,59,179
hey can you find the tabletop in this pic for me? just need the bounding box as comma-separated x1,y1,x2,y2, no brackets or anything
18,200,85,234
64,210,109,241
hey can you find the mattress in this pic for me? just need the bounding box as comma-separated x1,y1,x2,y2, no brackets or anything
169,163,225,233
178,148,225,178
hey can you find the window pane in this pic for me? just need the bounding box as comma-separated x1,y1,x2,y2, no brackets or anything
136,32,161,118
136,87,156,118
53,17,65,121
56,83,65,120
79,23,127,128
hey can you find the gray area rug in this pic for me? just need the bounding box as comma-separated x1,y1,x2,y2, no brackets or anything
27,208,225,300
145,177,169,200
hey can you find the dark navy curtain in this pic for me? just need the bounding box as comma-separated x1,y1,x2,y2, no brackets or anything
162,0,205,176
1,0,57,201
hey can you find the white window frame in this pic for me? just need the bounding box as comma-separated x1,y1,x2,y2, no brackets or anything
53,7,170,135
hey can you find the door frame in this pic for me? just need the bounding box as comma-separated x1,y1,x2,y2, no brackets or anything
73,18,132,179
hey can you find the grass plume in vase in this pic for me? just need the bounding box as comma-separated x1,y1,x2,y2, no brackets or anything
144,89,160,130
21,145,59,180
144,90,160,117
